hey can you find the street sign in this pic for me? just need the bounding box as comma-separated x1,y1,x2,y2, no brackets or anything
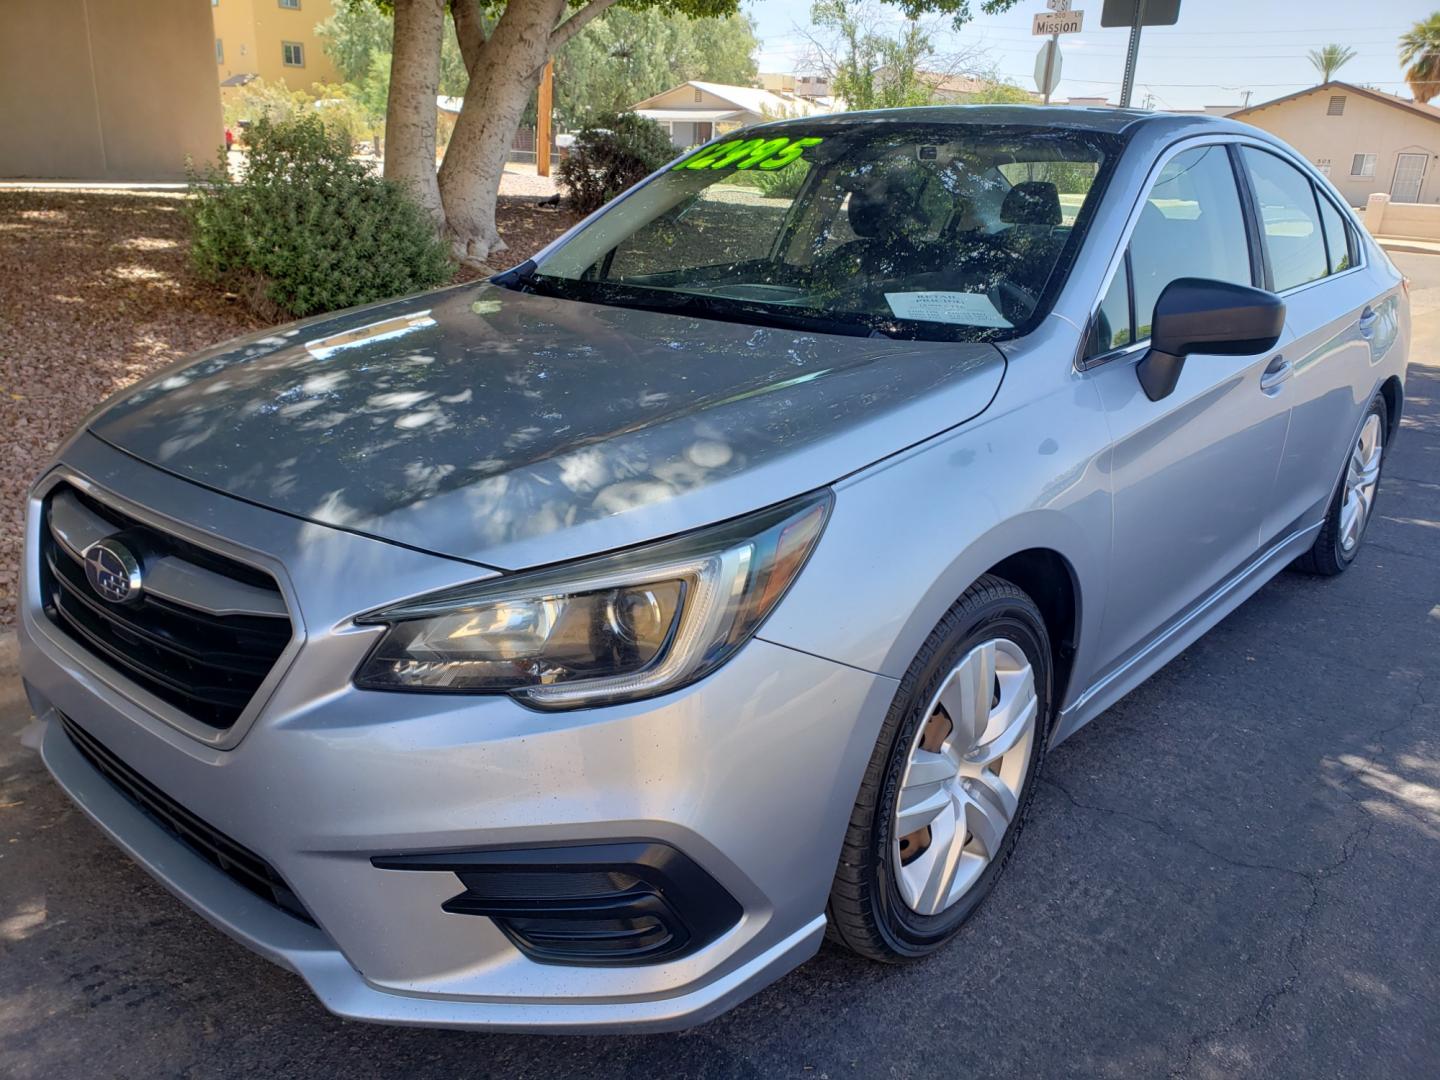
1101,0,1183,108
1034,40,1063,97
1034,9,1084,35
1100,0,1179,27
1047,0,1073,10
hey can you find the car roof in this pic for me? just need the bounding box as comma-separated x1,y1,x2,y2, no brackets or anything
750,104,1250,139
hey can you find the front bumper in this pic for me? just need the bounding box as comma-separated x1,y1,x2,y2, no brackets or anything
20,434,896,1031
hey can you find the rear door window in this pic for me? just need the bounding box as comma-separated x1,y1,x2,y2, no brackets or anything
1240,148,1329,291
1315,192,1356,274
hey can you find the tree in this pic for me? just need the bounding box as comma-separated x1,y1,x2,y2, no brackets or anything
809,0,937,110
1400,13,1440,104
803,0,1001,111
1307,44,1356,83
553,9,758,130
380,0,1017,265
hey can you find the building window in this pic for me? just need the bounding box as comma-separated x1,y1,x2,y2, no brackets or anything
278,0,301,8
1351,153,1376,177
693,88,703,102
1327,95,1346,115
282,41,305,67
1315,158,1332,176
215,38,224,64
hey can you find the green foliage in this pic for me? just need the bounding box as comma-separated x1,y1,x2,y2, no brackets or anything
1400,13,1440,104
554,9,758,130
319,2,472,98
752,158,811,199
964,78,1034,104
222,80,310,131
557,112,675,214
813,0,941,110
1307,44,1357,82
317,2,394,83
187,114,453,318
311,83,382,147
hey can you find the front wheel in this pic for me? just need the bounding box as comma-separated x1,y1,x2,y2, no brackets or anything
1294,393,1388,576
826,576,1051,961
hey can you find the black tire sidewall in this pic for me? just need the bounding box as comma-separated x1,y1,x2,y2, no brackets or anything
868,595,1051,958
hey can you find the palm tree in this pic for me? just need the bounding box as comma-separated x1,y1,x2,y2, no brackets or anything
1308,44,1357,83
1400,13,1440,104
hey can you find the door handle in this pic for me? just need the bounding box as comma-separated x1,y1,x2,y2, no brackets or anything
1358,306,1378,337
1259,354,1292,393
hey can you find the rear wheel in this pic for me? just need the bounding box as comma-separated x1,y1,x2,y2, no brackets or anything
1294,394,1387,576
826,576,1050,961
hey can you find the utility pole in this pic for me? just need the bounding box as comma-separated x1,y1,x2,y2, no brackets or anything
536,59,554,178
1118,0,1145,108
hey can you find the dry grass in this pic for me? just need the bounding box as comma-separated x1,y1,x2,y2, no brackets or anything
0,189,578,627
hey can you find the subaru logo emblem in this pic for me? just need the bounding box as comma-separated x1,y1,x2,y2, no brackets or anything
83,538,143,605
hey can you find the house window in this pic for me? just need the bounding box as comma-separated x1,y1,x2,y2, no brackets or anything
1315,158,1332,176
278,0,301,8
215,38,224,64
282,41,304,67
1351,153,1376,177
1327,95,1346,115
693,88,703,103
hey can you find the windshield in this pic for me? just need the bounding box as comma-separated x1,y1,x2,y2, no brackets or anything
515,121,1119,341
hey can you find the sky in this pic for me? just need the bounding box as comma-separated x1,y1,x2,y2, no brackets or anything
746,0,1432,111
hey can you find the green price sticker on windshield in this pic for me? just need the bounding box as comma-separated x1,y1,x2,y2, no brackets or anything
674,136,824,172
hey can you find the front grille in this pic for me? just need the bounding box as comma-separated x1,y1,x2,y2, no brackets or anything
39,483,292,731
60,714,316,925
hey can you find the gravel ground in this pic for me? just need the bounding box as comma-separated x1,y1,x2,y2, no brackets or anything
0,189,578,628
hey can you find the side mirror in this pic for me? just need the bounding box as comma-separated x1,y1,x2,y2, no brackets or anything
1136,277,1285,402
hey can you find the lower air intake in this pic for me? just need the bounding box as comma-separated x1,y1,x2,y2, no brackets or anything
372,842,741,966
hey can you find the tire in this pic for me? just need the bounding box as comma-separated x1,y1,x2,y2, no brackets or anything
826,575,1052,962
1293,393,1388,577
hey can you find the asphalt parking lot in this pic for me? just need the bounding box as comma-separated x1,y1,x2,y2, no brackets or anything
2,253,1438,1080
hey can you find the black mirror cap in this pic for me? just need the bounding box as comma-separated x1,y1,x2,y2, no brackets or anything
1137,278,1286,402
1150,277,1285,359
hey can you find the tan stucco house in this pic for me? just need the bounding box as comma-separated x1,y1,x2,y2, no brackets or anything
0,0,223,181
1231,81,1440,208
630,82,828,148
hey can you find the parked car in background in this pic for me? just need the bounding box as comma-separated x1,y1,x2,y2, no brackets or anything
20,106,1407,1032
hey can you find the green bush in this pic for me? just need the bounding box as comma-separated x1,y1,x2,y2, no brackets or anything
752,158,810,199
188,114,452,319
558,112,676,215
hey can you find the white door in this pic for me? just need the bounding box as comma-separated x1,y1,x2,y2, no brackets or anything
1390,152,1428,202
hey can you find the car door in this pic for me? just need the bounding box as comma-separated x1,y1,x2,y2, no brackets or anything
1236,146,1385,540
1082,141,1292,677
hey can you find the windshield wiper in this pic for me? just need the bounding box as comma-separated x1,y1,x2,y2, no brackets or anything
496,265,894,339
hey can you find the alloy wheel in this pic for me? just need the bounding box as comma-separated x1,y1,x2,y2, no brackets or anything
1340,413,1384,553
892,638,1039,916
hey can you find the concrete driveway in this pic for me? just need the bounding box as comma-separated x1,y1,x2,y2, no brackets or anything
2,255,1438,1079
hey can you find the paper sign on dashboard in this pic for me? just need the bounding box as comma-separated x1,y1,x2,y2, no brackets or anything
884,291,1012,328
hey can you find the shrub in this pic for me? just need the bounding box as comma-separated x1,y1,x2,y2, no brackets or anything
187,114,453,319
753,158,810,199
558,112,675,215
222,79,309,133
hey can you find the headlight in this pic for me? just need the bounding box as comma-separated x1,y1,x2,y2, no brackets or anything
354,491,833,708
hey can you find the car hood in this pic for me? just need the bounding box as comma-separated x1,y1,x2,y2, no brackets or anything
89,283,1005,570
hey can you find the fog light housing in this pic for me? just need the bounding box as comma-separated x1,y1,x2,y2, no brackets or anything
372,842,742,966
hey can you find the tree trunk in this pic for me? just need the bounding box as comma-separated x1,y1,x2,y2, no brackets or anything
385,0,447,227
437,0,567,264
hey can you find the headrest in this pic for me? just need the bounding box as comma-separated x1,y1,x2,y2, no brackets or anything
1001,181,1061,226
846,186,893,239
